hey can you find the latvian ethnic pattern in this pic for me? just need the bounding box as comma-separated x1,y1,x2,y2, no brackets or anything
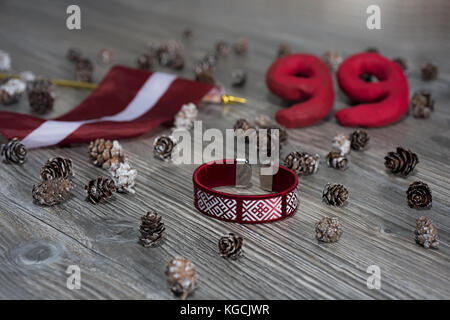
286,187,299,215
242,196,282,222
197,189,237,220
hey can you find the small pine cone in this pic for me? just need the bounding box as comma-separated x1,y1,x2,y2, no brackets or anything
88,139,125,169
174,103,198,130
66,48,82,63
323,51,343,70
326,151,348,170
218,233,243,259
170,53,185,70
166,256,198,299
28,79,55,114
234,37,248,55
136,53,153,70
350,129,370,151
384,147,418,177
32,178,74,206
284,151,320,176
231,69,247,87
139,210,165,247
254,114,273,129
234,118,253,132
322,183,349,207
414,216,439,249
153,135,177,161
215,41,231,57
195,69,215,85
98,48,114,65
85,176,116,204
406,181,432,209
421,63,438,81
332,133,351,155
1,138,27,164
109,161,137,193
40,157,73,181
392,57,408,71
75,58,94,82
277,43,291,58
411,90,434,119
268,126,287,145
0,79,26,105
0,49,11,71
315,217,342,243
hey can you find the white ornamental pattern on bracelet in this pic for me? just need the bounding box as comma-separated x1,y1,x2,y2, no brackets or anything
286,187,299,215
242,197,282,222
196,189,237,220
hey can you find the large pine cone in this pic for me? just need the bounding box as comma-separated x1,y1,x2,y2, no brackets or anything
326,151,348,170
284,151,320,175
350,129,369,151
384,147,418,176
88,138,125,169
1,138,27,164
153,136,177,161
41,157,73,180
315,217,342,243
85,176,116,204
322,183,349,207
218,233,243,259
139,210,165,247
414,216,439,249
166,256,198,299
28,79,55,114
411,90,434,119
32,178,74,206
406,181,432,209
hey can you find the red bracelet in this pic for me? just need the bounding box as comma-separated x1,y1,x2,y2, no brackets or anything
193,160,299,224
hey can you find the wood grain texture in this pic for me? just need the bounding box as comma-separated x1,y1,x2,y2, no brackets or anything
0,0,449,299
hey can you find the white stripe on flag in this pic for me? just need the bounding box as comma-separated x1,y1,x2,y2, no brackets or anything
21,72,177,149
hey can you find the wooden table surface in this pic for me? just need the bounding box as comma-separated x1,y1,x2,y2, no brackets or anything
0,0,449,299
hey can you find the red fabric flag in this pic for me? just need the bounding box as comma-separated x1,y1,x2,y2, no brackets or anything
0,65,214,148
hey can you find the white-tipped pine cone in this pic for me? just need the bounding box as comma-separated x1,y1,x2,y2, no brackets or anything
332,133,351,155
109,161,137,194
166,256,198,299
174,103,198,130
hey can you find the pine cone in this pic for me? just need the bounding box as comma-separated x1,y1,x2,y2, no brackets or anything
233,37,248,55
139,210,165,247
231,69,247,87
32,178,74,206
75,58,94,82
40,157,73,181
254,114,273,129
350,129,370,151
392,57,408,71
406,181,432,209
234,118,253,132
88,139,125,169
28,79,55,114
384,147,418,176
315,217,342,243
166,256,198,299
421,63,438,81
323,51,343,70
66,48,82,63
0,49,11,71
136,53,153,70
110,161,137,194
277,43,291,58
322,183,349,207
85,176,116,204
174,103,198,130
218,233,243,259
411,90,434,119
153,135,177,161
195,69,215,85
414,216,439,249
1,138,27,164
332,133,351,155
326,151,348,170
0,79,26,105
215,41,231,57
98,48,114,65
284,152,320,175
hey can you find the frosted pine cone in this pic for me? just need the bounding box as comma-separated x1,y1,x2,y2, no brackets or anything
284,151,320,175
153,135,177,161
166,256,198,299
332,133,351,155
384,147,418,177
0,79,26,105
218,233,243,259
414,216,439,249
40,157,73,181
85,176,116,204
326,151,348,170
109,161,137,193
323,51,343,70
315,217,342,243
174,103,198,130
350,129,370,151
1,138,27,164
88,139,125,169
406,181,432,209
139,210,165,247
254,114,273,129
28,79,55,114
0,49,11,71
32,178,74,206
411,90,434,119
322,183,349,207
